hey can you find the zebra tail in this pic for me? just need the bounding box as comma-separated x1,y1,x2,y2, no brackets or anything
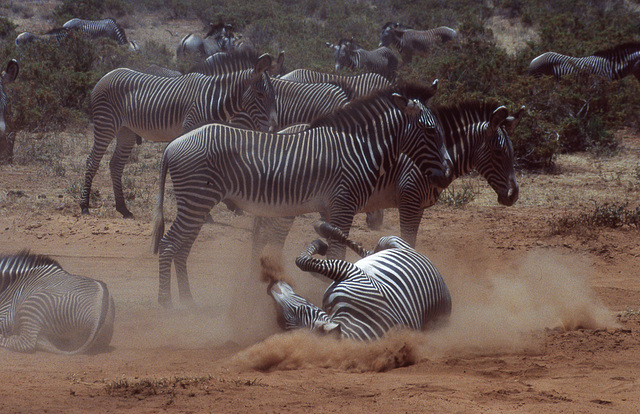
151,150,169,254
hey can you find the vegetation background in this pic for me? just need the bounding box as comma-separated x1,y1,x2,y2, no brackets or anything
2,0,640,172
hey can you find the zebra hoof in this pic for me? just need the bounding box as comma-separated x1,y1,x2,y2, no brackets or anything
118,209,134,219
313,221,338,239
81,206,90,215
311,239,328,256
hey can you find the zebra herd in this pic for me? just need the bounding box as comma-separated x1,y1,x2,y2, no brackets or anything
2,15,640,353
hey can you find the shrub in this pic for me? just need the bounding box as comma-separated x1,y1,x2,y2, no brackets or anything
52,0,133,24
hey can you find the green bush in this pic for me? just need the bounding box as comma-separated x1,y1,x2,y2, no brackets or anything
52,0,132,24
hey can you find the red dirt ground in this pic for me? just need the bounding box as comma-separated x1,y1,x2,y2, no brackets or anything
0,130,639,413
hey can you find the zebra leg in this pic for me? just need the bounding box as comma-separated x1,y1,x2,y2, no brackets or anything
313,221,372,258
109,128,137,218
295,238,365,284
157,215,207,308
80,124,117,215
0,309,42,353
268,281,340,336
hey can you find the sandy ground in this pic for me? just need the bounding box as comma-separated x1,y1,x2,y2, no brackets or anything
0,127,639,413
2,4,640,413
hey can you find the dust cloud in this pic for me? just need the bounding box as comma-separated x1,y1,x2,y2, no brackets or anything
232,246,618,372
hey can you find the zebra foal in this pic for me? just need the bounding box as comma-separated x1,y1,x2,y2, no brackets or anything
0,251,115,354
151,84,451,308
266,222,451,340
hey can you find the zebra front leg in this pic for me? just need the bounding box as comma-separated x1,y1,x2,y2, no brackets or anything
313,221,372,258
0,314,41,353
109,128,137,218
295,238,365,284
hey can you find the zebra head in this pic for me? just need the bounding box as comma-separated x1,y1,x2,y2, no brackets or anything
396,80,453,189
477,105,525,206
236,53,278,132
378,22,402,48
0,60,18,155
327,38,356,72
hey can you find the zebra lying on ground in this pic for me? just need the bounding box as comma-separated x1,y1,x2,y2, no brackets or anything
264,222,451,340
151,83,451,308
528,42,640,81
0,251,115,354
0,59,18,156
15,28,69,47
326,38,399,81
379,22,458,62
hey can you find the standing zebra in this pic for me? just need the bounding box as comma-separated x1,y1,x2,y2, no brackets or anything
80,52,277,218
278,69,392,99
379,22,458,62
151,84,451,308
327,39,399,81
176,23,236,60
0,59,19,156
265,222,451,340
0,251,115,354
528,43,640,81
63,18,130,45
252,100,524,253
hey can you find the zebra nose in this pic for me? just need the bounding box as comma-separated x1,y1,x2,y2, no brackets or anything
499,180,519,206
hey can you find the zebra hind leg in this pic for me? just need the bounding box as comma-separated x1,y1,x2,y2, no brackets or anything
109,128,137,218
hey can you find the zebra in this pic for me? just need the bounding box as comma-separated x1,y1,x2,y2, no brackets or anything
151,83,452,308
528,43,640,81
188,47,286,77
0,60,19,156
379,22,458,62
188,50,352,134
15,28,70,47
80,52,277,218
265,222,451,340
326,39,399,81
0,251,115,354
176,23,236,60
252,100,524,253
62,18,129,45
278,69,392,99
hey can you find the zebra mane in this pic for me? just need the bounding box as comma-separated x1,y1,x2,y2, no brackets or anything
435,101,502,128
593,42,640,60
0,250,62,274
45,27,69,36
187,47,260,75
309,83,436,130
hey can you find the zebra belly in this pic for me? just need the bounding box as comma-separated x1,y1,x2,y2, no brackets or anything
224,196,324,217
360,185,398,213
130,125,185,143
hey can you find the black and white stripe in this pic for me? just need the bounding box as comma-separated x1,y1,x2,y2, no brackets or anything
278,69,392,100
268,222,451,340
80,52,277,218
150,84,451,308
254,101,523,251
0,60,18,155
176,23,236,59
63,18,129,45
0,251,115,354
327,39,399,81
528,43,640,81
379,22,458,62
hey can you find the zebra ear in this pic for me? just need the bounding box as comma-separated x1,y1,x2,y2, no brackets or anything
254,53,273,76
392,93,421,117
488,106,509,136
503,105,526,135
326,42,337,50
270,51,285,76
2,59,18,85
